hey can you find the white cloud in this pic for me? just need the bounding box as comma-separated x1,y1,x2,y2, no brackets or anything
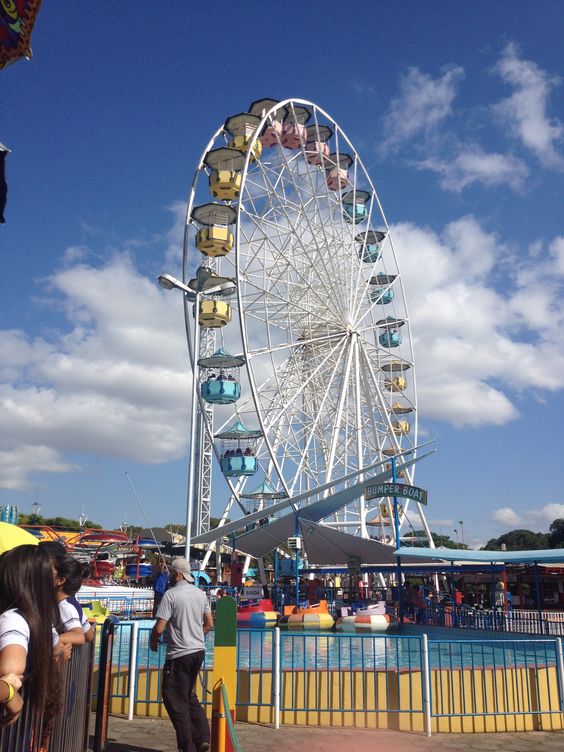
493,43,564,170
549,236,564,276
414,147,528,193
429,518,454,528
381,44,563,192
0,252,193,490
0,446,78,490
492,507,521,527
380,65,464,154
394,218,564,426
492,504,564,529
533,504,564,523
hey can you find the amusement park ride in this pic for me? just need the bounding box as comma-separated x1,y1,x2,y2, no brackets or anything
160,98,435,575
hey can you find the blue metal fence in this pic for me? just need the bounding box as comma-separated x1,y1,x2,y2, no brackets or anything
278,631,427,718
429,637,564,720
104,625,564,734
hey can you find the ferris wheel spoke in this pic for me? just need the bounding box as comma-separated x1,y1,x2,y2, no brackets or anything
257,333,349,437
237,225,342,325
266,135,352,315
247,151,351,316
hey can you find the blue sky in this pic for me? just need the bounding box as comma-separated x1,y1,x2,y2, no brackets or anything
1,2,563,547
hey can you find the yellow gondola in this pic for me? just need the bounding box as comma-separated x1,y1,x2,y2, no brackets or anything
196,300,232,328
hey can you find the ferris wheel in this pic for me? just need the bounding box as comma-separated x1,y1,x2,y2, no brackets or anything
181,98,433,563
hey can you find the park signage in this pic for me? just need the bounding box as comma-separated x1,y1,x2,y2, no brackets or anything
242,585,263,599
365,482,428,505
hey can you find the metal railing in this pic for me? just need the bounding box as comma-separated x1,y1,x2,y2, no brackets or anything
278,630,427,721
102,623,564,734
77,595,154,618
419,605,564,635
0,686,43,752
0,639,95,752
429,637,564,721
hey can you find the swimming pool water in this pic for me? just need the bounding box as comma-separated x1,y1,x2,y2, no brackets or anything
110,620,558,672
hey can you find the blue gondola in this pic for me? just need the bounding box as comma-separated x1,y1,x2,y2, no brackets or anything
369,287,394,304
356,230,387,263
343,190,371,224
216,420,263,479
379,330,402,347
221,454,258,477
378,316,405,349
198,348,245,405
201,378,241,404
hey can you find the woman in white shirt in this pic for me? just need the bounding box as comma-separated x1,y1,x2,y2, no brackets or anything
54,556,95,646
0,545,62,729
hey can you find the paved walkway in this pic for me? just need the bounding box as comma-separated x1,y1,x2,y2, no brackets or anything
101,714,564,752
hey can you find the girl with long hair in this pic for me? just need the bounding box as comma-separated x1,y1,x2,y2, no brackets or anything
0,545,62,728
54,556,95,645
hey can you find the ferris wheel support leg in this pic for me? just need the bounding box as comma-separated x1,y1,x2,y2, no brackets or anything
353,335,368,538
415,501,439,592
242,555,252,576
200,494,239,571
215,539,222,584
257,557,267,586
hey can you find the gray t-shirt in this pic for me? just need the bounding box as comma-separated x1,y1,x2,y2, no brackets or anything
155,580,211,659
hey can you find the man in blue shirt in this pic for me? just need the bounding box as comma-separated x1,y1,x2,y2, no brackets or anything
153,558,169,617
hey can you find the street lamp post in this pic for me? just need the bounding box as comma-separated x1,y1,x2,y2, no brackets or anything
158,272,236,561
458,520,464,547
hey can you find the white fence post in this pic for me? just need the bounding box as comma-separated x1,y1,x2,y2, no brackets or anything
128,622,139,721
273,627,281,730
421,633,432,737
556,637,564,712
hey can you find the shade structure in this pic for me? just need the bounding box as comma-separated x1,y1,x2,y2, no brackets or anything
137,527,178,544
395,546,564,565
237,519,399,565
233,452,435,559
0,522,38,554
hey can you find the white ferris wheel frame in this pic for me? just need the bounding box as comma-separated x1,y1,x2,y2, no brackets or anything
181,98,433,564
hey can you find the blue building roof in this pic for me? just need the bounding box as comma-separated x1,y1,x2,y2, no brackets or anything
395,547,564,565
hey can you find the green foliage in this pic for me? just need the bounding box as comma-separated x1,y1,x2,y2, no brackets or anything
18,512,102,530
483,529,548,551
411,530,467,549
431,532,468,550
548,518,564,548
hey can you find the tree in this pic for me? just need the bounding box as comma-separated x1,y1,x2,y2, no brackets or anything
548,518,564,548
18,513,102,530
483,529,548,551
410,530,467,549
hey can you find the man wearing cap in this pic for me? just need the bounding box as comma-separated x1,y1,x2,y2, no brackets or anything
150,558,213,752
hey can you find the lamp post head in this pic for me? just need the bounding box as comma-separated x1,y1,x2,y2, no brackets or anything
158,273,197,299
158,274,177,290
